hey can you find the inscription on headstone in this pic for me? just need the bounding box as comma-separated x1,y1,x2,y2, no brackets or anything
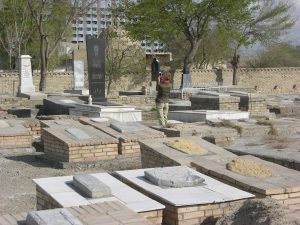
86,36,106,102
74,60,84,89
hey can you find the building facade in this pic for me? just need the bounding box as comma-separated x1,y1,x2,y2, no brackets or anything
72,0,164,52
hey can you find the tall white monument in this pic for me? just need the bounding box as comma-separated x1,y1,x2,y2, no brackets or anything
17,55,46,100
64,60,89,95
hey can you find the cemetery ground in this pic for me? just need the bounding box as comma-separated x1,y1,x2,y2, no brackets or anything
1,93,300,224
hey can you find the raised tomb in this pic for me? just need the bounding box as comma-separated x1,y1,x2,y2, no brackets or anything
79,117,165,156
0,119,32,150
33,173,165,225
139,136,300,210
116,166,254,225
42,124,119,164
0,201,154,225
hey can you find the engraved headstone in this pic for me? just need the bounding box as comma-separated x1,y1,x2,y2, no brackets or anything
74,60,85,90
86,36,106,102
91,117,109,123
110,122,144,133
26,208,83,225
18,55,35,93
54,121,71,125
144,166,205,188
65,128,91,140
73,174,111,198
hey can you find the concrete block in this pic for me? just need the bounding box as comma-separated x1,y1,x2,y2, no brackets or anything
73,174,111,198
144,166,205,188
26,208,83,225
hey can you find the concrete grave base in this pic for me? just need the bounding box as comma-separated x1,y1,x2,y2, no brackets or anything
34,173,165,224
116,167,253,225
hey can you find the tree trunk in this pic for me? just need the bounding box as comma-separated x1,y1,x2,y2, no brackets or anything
39,36,47,92
183,39,201,74
231,50,240,86
107,76,113,95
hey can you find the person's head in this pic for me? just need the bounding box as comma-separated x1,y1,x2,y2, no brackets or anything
160,71,171,83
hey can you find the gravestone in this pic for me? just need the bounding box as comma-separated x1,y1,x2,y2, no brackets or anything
144,166,205,188
65,60,89,95
65,128,91,140
180,74,193,89
73,174,111,198
151,58,160,81
110,122,144,133
86,36,106,102
17,55,47,100
26,208,83,225
18,55,35,93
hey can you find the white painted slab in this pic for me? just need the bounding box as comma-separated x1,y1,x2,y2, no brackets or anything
169,110,249,123
18,55,35,93
115,166,254,206
33,173,164,212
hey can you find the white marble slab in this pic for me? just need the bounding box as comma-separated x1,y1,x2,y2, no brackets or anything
169,110,249,123
115,166,254,206
33,173,164,212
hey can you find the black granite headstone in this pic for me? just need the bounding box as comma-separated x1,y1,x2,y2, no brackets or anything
151,58,160,81
86,36,106,102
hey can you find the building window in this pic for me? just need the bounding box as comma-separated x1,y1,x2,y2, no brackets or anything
86,21,91,24
93,21,97,24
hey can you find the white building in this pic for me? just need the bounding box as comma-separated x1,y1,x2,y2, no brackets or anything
72,0,164,52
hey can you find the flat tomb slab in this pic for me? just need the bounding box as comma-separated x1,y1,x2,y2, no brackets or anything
33,172,165,215
0,202,154,225
79,118,165,156
116,166,253,225
139,136,236,167
80,118,165,142
40,119,83,128
151,122,238,138
0,119,32,149
169,110,249,123
42,125,118,162
191,155,300,197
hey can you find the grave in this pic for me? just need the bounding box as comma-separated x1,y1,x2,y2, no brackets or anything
151,122,238,138
42,124,118,164
17,55,47,100
34,172,165,224
79,117,165,156
7,107,31,118
40,119,83,129
190,93,240,111
70,103,142,122
64,60,89,95
116,166,254,225
0,119,32,150
0,201,154,225
43,95,83,115
168,110,249,123
138,136,300,209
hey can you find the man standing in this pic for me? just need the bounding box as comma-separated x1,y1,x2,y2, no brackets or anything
156,71,171,127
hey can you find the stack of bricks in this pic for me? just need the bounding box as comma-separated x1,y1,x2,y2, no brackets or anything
42,125,119,163
0,120,32,150
190,95,240,111
162,200,245,225
109,95,156,106
36,186,60,210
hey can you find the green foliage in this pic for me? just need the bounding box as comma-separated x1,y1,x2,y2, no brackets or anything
247,43,300,68
100,26,146,94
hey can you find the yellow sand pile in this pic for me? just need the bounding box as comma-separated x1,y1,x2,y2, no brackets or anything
226,159,273,177
165,139,207,155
